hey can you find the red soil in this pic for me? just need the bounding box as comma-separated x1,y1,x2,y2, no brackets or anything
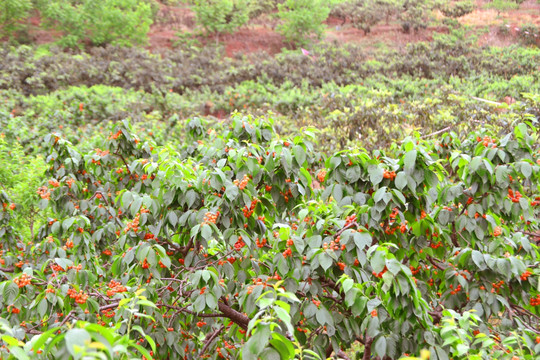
9,1,539,57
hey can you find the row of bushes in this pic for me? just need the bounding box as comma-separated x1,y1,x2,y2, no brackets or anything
1,30,538,96
2,82,538,157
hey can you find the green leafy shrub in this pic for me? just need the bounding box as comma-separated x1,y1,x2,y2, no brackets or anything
332,0,383,35
441,1,475,18
518,24,539,47
485,0,519,15
277,0,331,46
399,0,434,33
0,0,32,40
192,0,251,38
35,0,153,48
0,113,539,359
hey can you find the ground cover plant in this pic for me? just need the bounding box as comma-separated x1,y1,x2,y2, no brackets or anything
0,1,540,359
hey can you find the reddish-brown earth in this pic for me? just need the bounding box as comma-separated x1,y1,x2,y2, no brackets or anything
10,0,540,56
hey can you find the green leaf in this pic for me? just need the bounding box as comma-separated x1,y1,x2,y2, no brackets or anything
293,145,306,165
373,187,387,203
319,253,333,271
316,306,334,326
65,328,91,357
374,336,387,357
520,162,532,178
38,298,48,318
369,167,384,186
403,150,417,171
371,251,386,273
225,184,239,200
395,171,407,190
270,333,295,359
131,197,143,217
4,282,18,303
354,231,371,249
2,335,19,347
201,224,212,240
471,250,486,270
342,278,354,293
8,347,29,360
247,325,270,356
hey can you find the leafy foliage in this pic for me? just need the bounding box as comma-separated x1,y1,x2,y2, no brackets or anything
0,0,32,40
276,0,331,46
192,0,251,37
0,111,539,359
440,1,475,18
35,0,153,47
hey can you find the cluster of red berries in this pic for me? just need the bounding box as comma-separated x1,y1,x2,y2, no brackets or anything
101,309,115,318
529,294,540,306
14,273,31,288
520,270,532,281
344,214,356,226
106,280,127,297
507,189,523,203
317,169,326,183
449,284,462,295
476,135,497,148
491,280,505,293
203,211,220,225
373,266,388,278
1,203,15,211
48,179,61,187
280,188,293,203
247,274,281,294
63,239,74,250
124,213,141,233
242,198,258,218
67,288,88,304
255,237,267,248
234,174,250,190
410,265,422,275
492,226,502,237
282,247,293,258
234,236,245,251
322,236,346,251
430,241,443,249
383,170,397,180
108,129,123,140
37,186,51,200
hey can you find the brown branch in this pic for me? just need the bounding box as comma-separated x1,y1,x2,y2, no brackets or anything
115,151,132,176
99,302,120,311
428,305,443,325
336,350,352,360
426,255,447,271
335,221,359,238
0,267,14,273
58,310,76,328
421,125,454,139
362,335,374,360
218,301,250,330
200,325,225,355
